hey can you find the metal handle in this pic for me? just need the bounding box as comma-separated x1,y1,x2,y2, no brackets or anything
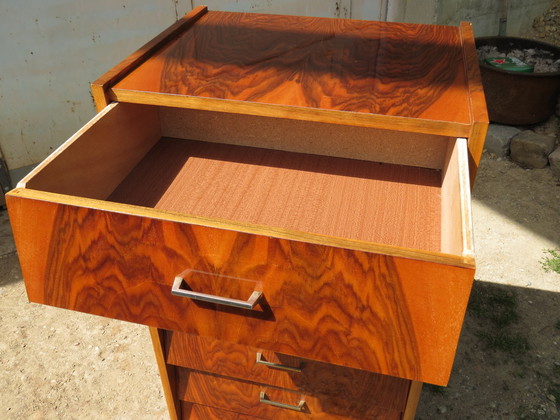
256,353,303,373
259,391,305,412
171,276,262,310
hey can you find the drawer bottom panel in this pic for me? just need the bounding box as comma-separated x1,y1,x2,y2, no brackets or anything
177,369,403,420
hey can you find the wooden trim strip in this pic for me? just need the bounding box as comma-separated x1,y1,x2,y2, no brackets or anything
6,188,475,268
91,6,208,111
110,89,473,139
149,327,181,420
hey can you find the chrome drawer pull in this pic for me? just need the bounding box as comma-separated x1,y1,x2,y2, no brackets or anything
259,391,305,412
171,276,262,310
256,353,303,373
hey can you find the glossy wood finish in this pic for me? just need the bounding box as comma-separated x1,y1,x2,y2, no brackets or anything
7,188,474,385
113,11,468,121
91,6,208,111
176,369,403,419
94,9,487,175
459,21,490,183
181,403,265,420
165,332,410,411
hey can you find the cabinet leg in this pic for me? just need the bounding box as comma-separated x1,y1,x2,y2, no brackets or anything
402,381,423,420
149,326,182,420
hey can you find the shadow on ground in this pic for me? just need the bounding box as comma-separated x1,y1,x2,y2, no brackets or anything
417,280,560,418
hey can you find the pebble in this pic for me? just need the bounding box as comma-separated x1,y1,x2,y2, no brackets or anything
437,406,448,414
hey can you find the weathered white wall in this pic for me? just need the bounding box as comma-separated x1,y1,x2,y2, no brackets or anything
0,0,552,183
435,0,551,37
0,0,193,182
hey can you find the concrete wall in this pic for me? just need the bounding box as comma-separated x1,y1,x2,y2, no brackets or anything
0,0,194,183
0,0,552,185
435,0,551,37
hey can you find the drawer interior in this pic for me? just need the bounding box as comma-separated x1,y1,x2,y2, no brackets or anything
19,102,472,258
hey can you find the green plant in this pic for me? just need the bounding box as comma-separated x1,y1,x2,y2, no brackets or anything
541,249,560,274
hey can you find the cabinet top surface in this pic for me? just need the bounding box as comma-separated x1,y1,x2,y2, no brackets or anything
112,10,479,126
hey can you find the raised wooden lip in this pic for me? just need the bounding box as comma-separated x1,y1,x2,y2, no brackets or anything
109,89,473,139
7,187,475,269
92,8,481,139
91,5,209,111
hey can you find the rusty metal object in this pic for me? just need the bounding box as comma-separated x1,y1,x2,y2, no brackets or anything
476,36,560,125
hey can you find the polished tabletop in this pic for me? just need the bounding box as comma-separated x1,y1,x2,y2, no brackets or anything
113,10,473,125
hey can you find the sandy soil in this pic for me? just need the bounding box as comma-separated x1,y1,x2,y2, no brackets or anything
1,151,559,419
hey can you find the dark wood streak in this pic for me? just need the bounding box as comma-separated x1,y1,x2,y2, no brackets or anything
177,369,403,419
165,332,411,411
113,11,469,122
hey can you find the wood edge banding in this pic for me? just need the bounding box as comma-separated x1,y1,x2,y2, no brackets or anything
110,89,473,139
91,6,208,112
6,188,475,269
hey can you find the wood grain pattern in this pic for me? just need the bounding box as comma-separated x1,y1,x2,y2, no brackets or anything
112,11,471,125
177,369,403,420
108,137,442,252
91,6,208,112
182,403,266,420
7,191,474,385
165,332,410,411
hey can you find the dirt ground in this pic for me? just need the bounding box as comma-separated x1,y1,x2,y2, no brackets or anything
1,150,559,420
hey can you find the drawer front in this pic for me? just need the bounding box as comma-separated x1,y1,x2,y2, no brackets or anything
7,192,474,385
166,332,410,411
182,402,265,420
177,369,403,420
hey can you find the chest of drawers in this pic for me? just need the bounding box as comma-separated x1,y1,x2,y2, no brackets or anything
7,6,487,419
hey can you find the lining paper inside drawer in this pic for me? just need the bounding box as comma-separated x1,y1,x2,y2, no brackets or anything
108,137,441,252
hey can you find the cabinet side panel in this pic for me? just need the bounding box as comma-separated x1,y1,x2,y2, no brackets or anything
8,195,473,385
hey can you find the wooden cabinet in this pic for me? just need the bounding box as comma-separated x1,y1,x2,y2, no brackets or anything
7,6,487,419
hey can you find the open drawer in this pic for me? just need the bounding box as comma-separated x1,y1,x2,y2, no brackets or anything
7,102,475,386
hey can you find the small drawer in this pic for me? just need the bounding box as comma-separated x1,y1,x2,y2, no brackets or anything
166,332,410,412
8,102,475,385
181,402,265,420
177,369,403,420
